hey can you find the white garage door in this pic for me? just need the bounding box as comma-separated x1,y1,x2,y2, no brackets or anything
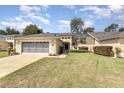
22,42,49,53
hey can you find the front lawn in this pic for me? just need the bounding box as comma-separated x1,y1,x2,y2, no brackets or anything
0,52,124,88
0,51,8,58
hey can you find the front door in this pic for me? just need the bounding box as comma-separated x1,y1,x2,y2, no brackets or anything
64,43,70,50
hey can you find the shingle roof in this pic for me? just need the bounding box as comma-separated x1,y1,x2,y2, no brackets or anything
0,35,7,41
0,34,22,41
16,33,87,38
88,32,124,41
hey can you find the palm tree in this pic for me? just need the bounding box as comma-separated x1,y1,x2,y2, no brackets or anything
70,17,84,33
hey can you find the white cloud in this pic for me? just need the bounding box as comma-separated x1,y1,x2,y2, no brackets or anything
58,20,70,28
80,6,111,19
30,15,50,25
0,5,51,31
65,5,76,9
32,6,41,12
14,17,24,22
84,20,94,28
41,5,49,11
46,13,51,18
0,21,32,31
20,5,50,25
20,5,47,14
20,5,32,15
116,15,124,22
108,5,124,13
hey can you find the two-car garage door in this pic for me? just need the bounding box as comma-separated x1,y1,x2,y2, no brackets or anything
22,42,49,53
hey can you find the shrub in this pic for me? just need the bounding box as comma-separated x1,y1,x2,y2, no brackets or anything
7,48,16,56
49,53,57,56
79,46,88,51
93,46,114,57
69,49,88,53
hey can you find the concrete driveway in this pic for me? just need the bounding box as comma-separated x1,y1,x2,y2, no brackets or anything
0,55,44,78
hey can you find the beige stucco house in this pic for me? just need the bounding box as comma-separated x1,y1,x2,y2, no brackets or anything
15,33,86,55
1,32,124,57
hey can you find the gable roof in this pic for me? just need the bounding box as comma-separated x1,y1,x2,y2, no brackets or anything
88,32,124,41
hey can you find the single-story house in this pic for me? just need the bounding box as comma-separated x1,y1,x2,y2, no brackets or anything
0,32,124,57
15,33,86,55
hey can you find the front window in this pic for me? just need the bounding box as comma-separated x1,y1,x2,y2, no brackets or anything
62,37,64,39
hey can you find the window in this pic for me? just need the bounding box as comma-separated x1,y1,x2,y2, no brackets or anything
62,37,64,39
68,37,70,39
65,37,67,39
7,37,12,40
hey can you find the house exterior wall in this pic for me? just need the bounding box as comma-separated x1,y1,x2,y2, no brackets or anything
0,41,8,50
49,39,62,55
55,40,63,54
5,36,15,49
86,36,95,45
118,37,124,44
15,38,62,55
60,36,73,49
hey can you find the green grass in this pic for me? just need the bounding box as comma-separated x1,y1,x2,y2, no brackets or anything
0,51,8,58
0,52,124,88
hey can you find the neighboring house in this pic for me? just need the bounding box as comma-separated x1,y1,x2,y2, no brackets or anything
0,35,8,50
87,32,124,45
81,32,124,57
0,34,21,51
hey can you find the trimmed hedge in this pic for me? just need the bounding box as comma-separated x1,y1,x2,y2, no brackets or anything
93,46,114,57
79,46,88,51
69,49,88,53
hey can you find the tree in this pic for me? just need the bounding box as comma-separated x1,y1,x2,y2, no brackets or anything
83,27,95,33
119,27,124,32
104,23,118,32
23,24,43,35
0,29,7,35
70,17,84,33
0,28,20,35
6,27,20,35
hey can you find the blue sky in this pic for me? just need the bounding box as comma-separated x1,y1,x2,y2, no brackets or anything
0,5,124,33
